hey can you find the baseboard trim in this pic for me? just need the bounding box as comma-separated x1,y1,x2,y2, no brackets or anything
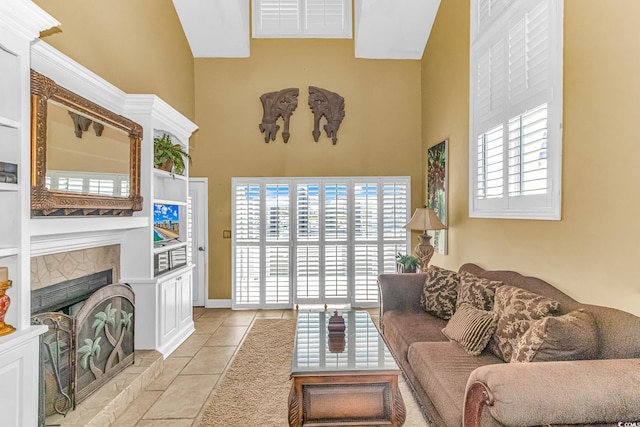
205,299,232,308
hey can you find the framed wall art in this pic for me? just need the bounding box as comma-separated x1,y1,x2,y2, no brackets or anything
427,139,448,254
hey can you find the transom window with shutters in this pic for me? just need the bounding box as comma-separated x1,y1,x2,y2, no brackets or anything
469,0,563,220
252,0,352,38
232,177,410,309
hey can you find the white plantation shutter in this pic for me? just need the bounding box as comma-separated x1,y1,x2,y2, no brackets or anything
252,0,351,38
508,104,548,196
234,184,261,305
232,177,409,308
470,0,562,219
382,181,409,240
46,171,129,197
89,178,115,196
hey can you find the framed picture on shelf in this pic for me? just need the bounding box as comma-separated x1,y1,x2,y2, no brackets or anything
427,140,448,255
0,161,17,184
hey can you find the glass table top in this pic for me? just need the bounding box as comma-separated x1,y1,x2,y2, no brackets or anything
291,310,399,374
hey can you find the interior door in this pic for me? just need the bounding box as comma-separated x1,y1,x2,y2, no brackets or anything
189,178,208,306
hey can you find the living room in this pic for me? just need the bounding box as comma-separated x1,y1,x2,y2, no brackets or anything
22,0,638,317
0,0,639,426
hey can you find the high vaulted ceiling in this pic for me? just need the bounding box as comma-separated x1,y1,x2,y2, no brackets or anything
171,0,441,60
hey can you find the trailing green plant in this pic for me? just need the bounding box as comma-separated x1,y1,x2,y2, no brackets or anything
396,253,422,272
153,133,191,175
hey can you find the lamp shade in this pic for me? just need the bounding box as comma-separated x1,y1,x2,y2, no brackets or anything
403,208,447,232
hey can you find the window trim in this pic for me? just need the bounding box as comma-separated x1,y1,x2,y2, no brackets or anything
469,0,563,220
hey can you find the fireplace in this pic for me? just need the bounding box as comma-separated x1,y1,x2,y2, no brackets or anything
31,270,135,423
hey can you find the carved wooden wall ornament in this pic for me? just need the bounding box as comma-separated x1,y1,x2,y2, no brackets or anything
308,86,345,145
258,88,299,143
68,111,105,138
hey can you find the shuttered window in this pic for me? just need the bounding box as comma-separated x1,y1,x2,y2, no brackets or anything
45,171,129,197
252,0,352,38
232,176,410,308
469,0,562,219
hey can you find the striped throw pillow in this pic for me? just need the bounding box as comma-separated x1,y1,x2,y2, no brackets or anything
442,303,498,356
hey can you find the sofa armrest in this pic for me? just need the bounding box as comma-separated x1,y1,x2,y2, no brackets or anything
463,359,640,427
377,273,428,317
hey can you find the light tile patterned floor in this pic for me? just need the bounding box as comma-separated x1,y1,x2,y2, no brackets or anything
115,308,296,426
114,307,426,427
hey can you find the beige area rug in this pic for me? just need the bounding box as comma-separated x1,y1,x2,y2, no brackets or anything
198,318,430,426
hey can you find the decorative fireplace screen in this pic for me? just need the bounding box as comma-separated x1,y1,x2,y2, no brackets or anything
31,276,135,421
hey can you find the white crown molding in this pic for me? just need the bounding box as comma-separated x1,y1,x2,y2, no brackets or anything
31,40,128,114
124,95,198,143
0,0,59,41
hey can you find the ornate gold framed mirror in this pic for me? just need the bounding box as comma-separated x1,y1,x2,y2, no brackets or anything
30,70,143,216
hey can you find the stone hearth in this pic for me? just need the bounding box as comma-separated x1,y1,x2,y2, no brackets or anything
46,350,163,427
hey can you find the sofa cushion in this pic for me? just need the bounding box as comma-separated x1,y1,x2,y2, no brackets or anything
420,265,459,320
382,310,449,364
407,341,501,427
511,309,598,363
442,303,498,356
488,285,561,362
456,270,502,311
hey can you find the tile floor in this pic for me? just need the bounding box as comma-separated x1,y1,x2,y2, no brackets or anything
113,306,418,427
114,308,301,426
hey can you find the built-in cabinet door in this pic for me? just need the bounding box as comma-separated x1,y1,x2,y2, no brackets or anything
159,276,178,345
0,335,42,427
158,269,193,348
178,270,193,330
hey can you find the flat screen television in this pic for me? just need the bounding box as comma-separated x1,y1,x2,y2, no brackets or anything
153,203,180,243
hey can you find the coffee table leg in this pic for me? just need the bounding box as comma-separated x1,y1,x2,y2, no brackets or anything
288,379,302,427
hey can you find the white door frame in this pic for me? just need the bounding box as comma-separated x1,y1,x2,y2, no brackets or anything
189,178,208,306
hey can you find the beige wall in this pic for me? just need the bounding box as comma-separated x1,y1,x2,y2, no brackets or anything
31,0,640,315
193,39,423,299
421,0,640,316
33,0,195,121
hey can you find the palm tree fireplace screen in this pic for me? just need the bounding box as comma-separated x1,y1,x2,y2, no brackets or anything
31,274,134,420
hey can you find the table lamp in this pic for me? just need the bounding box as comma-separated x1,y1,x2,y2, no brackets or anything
403,208,447,271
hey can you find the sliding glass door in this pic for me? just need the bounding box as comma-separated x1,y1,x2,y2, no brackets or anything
232,177,410,309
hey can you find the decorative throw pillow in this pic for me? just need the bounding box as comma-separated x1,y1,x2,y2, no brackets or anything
488,285,561,362
420,265,459,320
456,270,502,311
511,309,598,363
442,303,498,356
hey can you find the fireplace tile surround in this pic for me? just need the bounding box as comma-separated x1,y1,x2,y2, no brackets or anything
31,245,121,291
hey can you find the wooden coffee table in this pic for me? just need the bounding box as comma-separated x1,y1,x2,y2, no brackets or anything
288,311,406,426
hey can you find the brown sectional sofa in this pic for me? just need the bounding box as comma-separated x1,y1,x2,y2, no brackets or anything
378,263,640,427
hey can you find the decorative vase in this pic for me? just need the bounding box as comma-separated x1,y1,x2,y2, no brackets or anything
328,334,345,353
328,310,345,334
0,280,16,336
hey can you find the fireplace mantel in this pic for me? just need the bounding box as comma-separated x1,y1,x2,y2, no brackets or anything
30,216,148,257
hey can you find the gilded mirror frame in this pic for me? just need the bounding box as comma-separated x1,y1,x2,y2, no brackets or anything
30,70,143,216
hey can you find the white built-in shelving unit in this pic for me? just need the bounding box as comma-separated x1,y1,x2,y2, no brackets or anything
122,95,198,357
28,36,197,360
0,2,58,425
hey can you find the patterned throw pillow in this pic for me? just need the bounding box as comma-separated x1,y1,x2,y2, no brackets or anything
456,270,502,311
420,265,459,320
442,303,498,356
511,309,598,363
488,285,561,362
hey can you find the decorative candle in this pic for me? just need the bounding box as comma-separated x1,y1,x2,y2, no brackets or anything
0,267,8,283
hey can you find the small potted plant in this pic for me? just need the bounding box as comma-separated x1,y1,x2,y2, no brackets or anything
396,253,422,273
153,133,191,176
